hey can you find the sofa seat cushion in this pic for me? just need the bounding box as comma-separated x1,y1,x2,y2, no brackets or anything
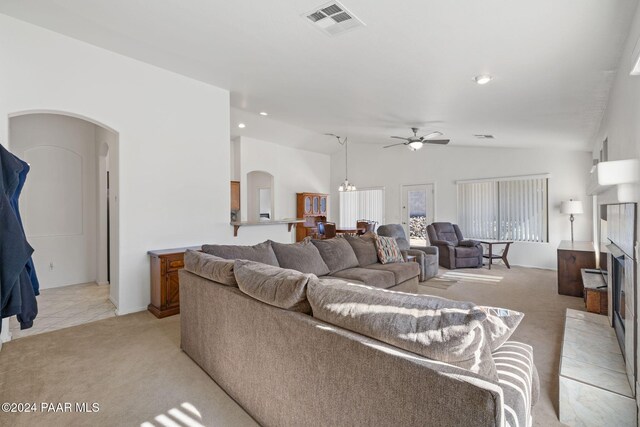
270,240,330,276
328,267,396,289
308,279,498,380
234,259,313,314
344,233,379,267
455,246,480,258
311,237,359,274
202,241,279,266
365,262,419,285
184,250,237,286
493,341,539,427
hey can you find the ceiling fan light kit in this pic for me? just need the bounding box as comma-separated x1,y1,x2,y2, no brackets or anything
474,75,493,85
383,127,450,150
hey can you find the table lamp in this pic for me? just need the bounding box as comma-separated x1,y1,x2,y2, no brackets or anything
560,199,583,243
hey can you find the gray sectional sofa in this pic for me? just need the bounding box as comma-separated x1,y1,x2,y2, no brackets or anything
180,242,540,427
202,234,420,289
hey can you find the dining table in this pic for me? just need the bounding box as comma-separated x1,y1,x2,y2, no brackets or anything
335,226,366,235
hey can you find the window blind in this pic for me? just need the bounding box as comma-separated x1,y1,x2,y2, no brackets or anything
339,188,384,227
457,176,548,242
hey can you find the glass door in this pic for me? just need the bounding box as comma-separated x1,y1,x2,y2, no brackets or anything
401,184,434,246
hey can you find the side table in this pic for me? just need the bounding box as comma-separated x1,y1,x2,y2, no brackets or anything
479,240,513,270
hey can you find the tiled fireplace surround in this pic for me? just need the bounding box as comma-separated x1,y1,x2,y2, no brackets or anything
606,203,637,394
558,203,638,426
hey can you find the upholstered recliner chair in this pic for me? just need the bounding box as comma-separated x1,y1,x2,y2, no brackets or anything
377,224,438,282
426,222,483,269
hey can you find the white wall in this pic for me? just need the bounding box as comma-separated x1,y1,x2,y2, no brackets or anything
591,2,640,398
9,114,99,289
331,144,593,269
235,136,330,242
0,14,231,314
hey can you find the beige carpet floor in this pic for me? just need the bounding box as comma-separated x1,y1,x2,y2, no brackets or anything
0,265,585,426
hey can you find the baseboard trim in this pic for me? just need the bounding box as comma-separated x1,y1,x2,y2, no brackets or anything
97,281,110,286
108,295,119,312
508,263,557,271
115,306,148,316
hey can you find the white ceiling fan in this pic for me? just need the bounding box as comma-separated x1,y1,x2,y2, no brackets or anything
383,128,450,151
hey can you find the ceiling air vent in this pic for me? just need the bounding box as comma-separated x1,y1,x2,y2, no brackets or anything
304,1,365,37
474,134,495,139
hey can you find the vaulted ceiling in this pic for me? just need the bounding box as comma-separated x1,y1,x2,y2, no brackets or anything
1,0,638,152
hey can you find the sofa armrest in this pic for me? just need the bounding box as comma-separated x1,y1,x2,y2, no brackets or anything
410,246,438,257
403,249,425,262
431,240,454,247
459,239,481,247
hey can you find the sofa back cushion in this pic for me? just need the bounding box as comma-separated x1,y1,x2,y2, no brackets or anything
311,237,359,274
345,233,379,267
184,249,237,286
270,240,330,276
377,224,410,251
234,259,312,313
307,278,498,380
201,241,279,266
374,235,404,264
428,222,459,245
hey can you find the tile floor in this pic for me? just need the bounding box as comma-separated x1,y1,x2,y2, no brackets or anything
8,282,116,339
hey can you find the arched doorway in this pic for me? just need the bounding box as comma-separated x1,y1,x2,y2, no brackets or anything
246,170,275,221
3,111,120,340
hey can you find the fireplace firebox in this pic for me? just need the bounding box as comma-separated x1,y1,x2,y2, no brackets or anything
609,244,627,357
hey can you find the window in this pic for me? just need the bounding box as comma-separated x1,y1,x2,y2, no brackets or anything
339,187,384,227
457,175,549,242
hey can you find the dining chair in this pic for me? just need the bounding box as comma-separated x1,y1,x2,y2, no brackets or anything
356,220,368,235
317,222,337,239
356,220,377,235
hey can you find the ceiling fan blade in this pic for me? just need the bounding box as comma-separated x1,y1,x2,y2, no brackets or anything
390,136,409,141
421,131,443,139
425,139,450,145
383,142,408,148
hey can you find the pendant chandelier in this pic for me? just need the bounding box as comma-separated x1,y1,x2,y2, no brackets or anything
326,133,356,192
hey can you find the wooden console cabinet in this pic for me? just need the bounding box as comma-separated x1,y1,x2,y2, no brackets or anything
296,192,328,242
148,247,199,318
557,241,597,297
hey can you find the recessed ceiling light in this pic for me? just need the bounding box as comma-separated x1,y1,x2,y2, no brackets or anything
474,75,493,85
259,112,268,116
474,134,495,139
238,123,246,129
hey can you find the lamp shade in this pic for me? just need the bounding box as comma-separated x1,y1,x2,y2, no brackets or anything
560,200,583,215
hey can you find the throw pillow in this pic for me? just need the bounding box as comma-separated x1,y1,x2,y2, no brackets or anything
311,237,359,274
479,306,525,351
345,233,379,266
184,249,237,286
270,240,330,276
374,235,404,264
234,259,313,314
307,278,498,380
201,241,279,266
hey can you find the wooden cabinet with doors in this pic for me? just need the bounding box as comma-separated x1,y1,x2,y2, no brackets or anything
296,192,328,242
557,241,598,297
148,246,199,318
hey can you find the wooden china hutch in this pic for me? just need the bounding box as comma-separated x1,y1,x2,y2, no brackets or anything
296,192,328,242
